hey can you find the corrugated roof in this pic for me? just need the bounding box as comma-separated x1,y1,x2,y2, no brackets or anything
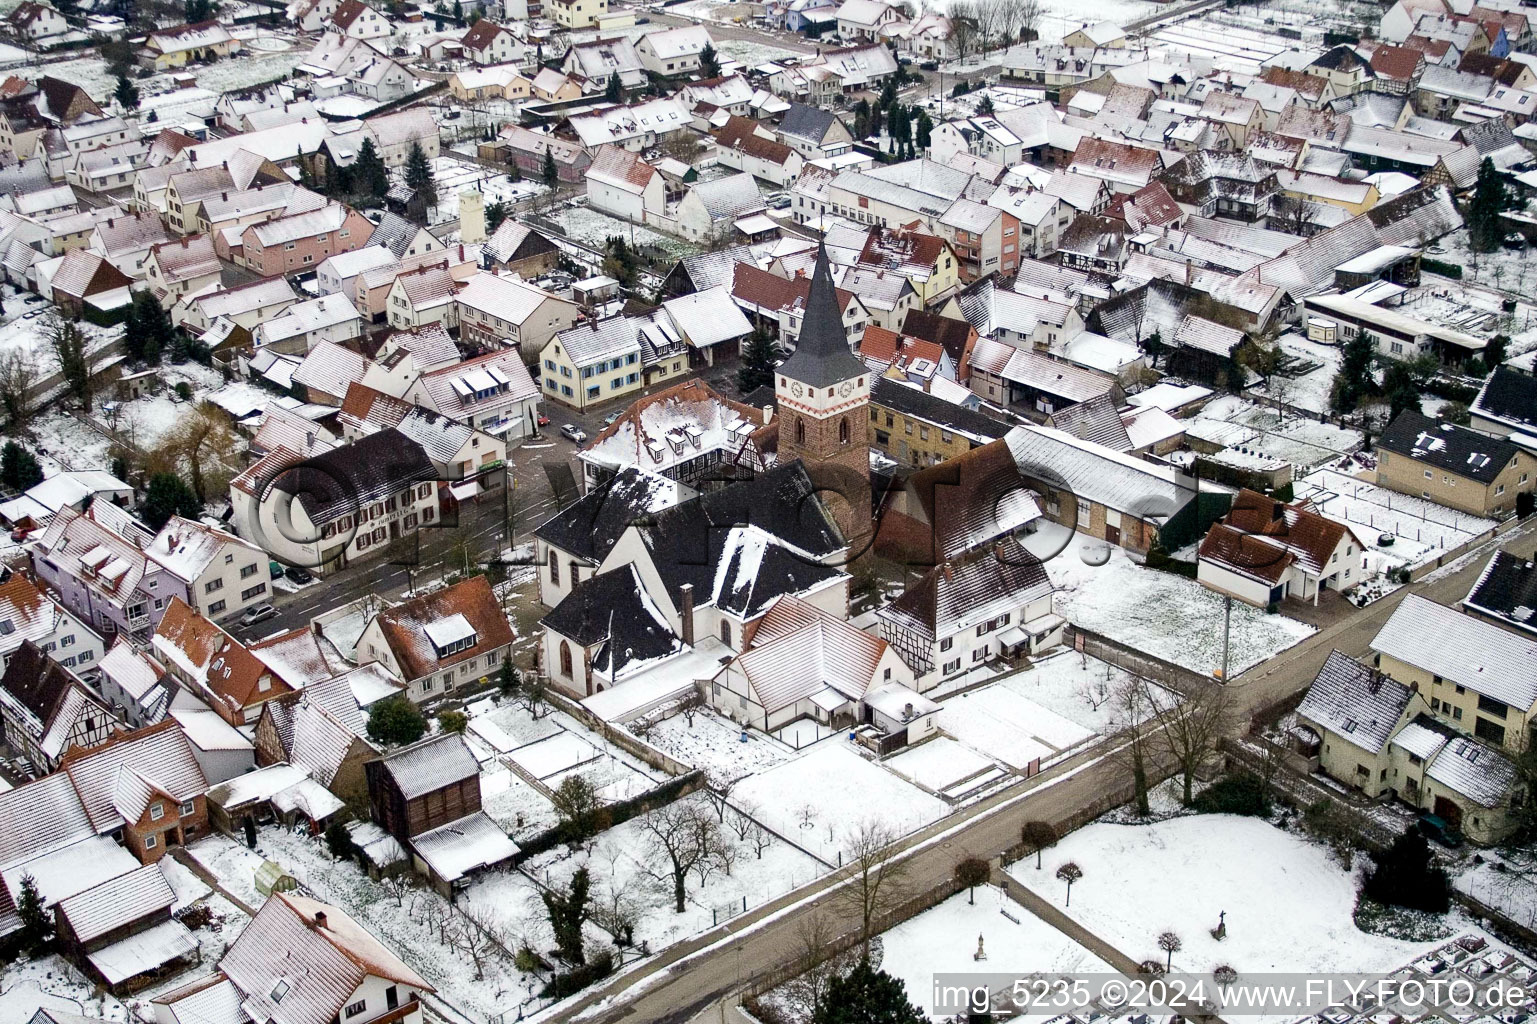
1372,594,1537,709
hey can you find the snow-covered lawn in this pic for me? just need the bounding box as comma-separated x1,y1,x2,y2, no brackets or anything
0,956,130,1024
517,792,824,950
732,743,948,863
641,708,796,780
481,764,558,839
1295,466,1497,574
549,205,703,261
937,684,1093,770
1013,816,1441,982
424,157,547,228
715,38,808,65
1043,531,1315,677
1250,331,1342,416
885,736,995,791
879,889,1112,1017
41,48,300,101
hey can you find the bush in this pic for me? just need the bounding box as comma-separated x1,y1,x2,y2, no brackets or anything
539,950,614,998
174,381,193,401
1191,773,1270,817
1272,482,1294,503
366,694,427,746
325,820,355,861
1363,828,1450,913
438,710,468,733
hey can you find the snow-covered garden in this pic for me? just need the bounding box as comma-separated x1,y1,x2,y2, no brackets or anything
1039,529,1316,677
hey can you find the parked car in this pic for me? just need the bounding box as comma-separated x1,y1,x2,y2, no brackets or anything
602,411,621,427
537,413,551,426
560,423,587,443
269,560,284,579
284,565,314,585
240,603,277,627
1418,812,1464,848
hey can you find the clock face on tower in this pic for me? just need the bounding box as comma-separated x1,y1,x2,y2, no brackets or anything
838,381,855,397
790,382,804,397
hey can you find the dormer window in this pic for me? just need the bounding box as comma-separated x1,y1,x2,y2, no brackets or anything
425,613,478,659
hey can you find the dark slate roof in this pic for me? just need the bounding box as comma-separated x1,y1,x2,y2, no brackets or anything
0,641,76,724
1311,45,1372,72
1473,365,1537,432
534,466,680,565
540,564,681,675
280,428,436,523
870,376,1008,444
775,242,868,389
779,101,838,143
1464,550,1537,635
878,538,1052,640
1378,410,1519,485
639,461,845,613
1295,649,1411,754
1046,393,1132,451
368,212,421,258
900,308,974,366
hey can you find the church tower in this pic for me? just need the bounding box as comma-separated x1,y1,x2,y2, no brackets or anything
774,242,872,541
775,242,871,478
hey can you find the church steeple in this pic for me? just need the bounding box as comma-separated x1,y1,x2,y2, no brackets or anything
774,241,869,478
777,242,867,388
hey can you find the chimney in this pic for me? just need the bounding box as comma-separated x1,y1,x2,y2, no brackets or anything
762,404,772,423
313,911,327,929
679,583,694,646
1184,257,1192,285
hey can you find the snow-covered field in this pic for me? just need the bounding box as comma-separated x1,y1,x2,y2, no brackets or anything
937,685,1093,770
879,889,1112,1017
1295,466,1497,573
1013,816,1442,983
41,47,301,101
1043,530,1315,677
425,156,547,229
732,743,948,863
0,956,130,1024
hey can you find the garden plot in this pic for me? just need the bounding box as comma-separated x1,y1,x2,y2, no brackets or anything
243,826,551,1019
1295,466,1496,574
480,765,558,839
885,737,996,794
509,730,600,779
1192,395,1364,472
1013,816,1443,984
641,708,795,779
876,889,1112,1018
715,38,809,66
1248,331,1343,416
0,955,130,1024
1000,650,1152,734
470,700,564,752
549,204,703,262
937,684,1093,770
732,743,948,863
188,834,268,910
1045,531,1315,677
516,792,825,950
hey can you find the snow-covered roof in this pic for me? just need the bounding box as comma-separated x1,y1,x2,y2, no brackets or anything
410,810,518,882
1296,650,1412,754
1372,594,1537,710
56,862,177,944
146,516,258,584
661,286,753,348
374,733,479,802
1426,736,1517,807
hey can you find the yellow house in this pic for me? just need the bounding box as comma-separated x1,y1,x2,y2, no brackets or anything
540,315,676,411
1376,411,1532,517
449,66,532,102
144,21,242,70
1277,169,1380,215
548,0,607,29
866,375,1007,468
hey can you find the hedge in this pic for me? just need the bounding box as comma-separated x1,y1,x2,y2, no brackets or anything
512,769,703,862
1421,258,1463,279
540,951,614,999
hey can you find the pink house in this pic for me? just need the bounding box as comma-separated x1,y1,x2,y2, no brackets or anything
235,204,373,277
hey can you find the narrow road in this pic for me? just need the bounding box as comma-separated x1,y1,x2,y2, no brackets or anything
538,516,1537,1024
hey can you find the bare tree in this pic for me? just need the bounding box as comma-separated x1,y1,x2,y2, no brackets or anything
156,406,241,502
714,834,740,878
778,913,857,1021
728,803,756,843
750,820,773,860
454,906,504,980
1056,862,1082,905
1271,193,1316,236
972,0,1005,54
703,767,737,823
379,870,412,907
1157,931,1182,971
1015,0,1043,42
1110,675,1158,816
835,819,909,957
638,800,721,913
950,1,978,60
0,350,40,431
1151,684,1233,806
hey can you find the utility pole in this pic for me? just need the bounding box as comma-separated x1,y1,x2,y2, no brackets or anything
1220,594,1232,682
